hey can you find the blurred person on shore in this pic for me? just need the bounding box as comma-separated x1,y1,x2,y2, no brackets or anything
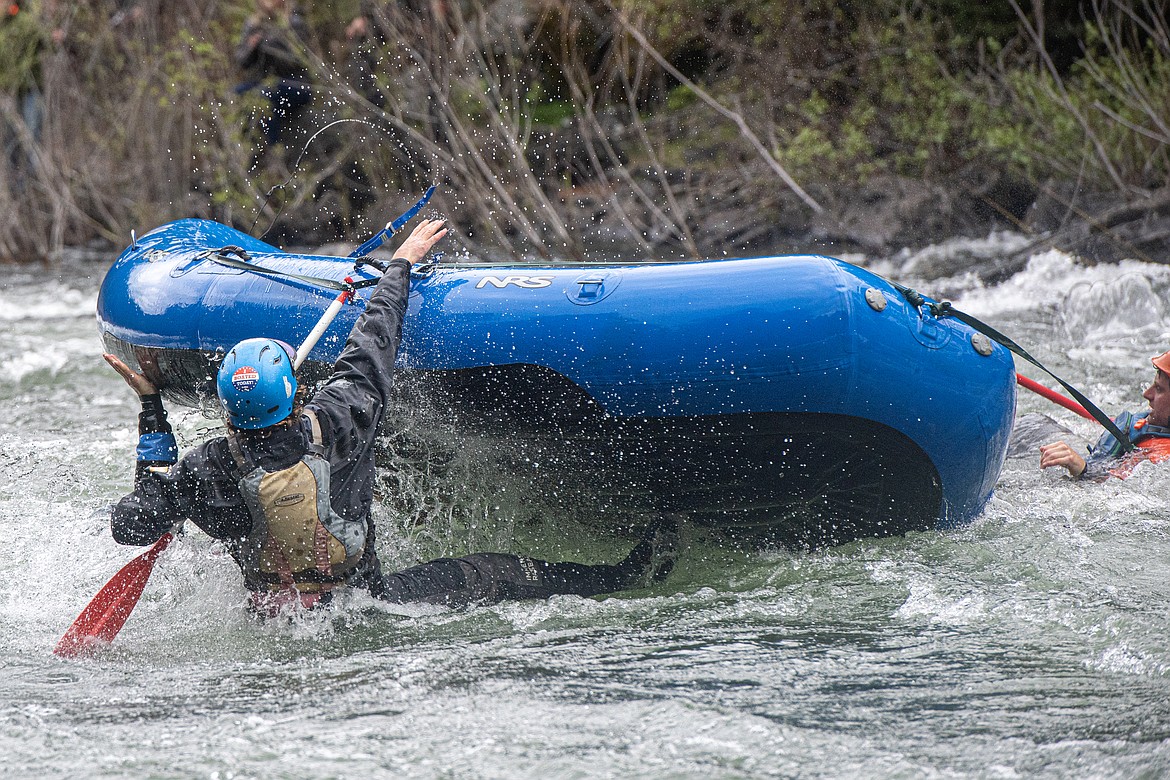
234,0,314,157
0,0,50,187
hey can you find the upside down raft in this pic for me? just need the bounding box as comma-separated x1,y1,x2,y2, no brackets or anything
97,219,1016,548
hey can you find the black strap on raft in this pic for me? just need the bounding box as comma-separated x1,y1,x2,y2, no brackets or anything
890,281,1135,453
207,190,435,293
205,246,382,294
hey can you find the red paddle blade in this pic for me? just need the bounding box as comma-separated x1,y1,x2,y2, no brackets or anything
54,533,174,658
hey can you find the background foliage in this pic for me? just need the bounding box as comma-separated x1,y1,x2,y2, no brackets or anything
0,0,1166,262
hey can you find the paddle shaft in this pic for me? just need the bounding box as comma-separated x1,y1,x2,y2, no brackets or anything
294,282,353,370
1016,373,1095,421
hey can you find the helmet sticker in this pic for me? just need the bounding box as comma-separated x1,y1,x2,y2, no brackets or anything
232,366,260,392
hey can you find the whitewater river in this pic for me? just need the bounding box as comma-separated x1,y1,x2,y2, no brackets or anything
2,237,1169,778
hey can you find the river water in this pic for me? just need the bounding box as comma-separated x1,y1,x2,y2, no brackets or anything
2,237,1169,778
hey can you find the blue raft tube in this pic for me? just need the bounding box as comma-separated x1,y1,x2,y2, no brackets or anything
98,219,1016,548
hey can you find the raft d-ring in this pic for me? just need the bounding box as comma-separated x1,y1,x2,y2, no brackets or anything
971,333,994,356
566,270,622,305
864,288,888,312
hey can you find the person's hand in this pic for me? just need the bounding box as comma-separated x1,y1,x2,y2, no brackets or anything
104,353,157,397
393,218,448,265
1039,440,1086,478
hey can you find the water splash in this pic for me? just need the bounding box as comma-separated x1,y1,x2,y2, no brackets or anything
5,246,1170,778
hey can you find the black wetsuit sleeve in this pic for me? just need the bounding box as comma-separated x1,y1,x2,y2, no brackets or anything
309,259,411,456
1078,452,1116,482
110,462,188,545
329,258,410,405
111,395,192,546
1078,425,1128,482
373,553,636,607
137,393,169,434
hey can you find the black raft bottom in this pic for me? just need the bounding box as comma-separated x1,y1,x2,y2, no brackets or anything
394,365,943,550
106,341,944,550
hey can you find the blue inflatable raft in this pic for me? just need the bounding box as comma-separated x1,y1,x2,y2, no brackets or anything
97,219,1016,547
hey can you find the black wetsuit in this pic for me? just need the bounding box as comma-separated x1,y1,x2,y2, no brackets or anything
110,259,639,607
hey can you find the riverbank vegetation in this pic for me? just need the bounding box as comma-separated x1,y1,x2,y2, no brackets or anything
1,0,1167,264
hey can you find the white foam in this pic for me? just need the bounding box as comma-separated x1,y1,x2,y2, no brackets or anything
894,579,988,624
895,230,1034,282
0,337,100,383
953,250,1170,323
0,286,97,321
1089,643,1170,677
0,350,69,383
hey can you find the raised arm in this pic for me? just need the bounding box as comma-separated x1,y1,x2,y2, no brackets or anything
315,218,446,409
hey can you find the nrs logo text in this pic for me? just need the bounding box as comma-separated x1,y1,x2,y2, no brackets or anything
475,275,554,289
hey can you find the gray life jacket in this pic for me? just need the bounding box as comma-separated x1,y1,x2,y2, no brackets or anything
226,410,367,594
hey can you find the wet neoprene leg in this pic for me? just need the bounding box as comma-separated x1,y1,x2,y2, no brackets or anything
372,554,633,609
371,515,678,608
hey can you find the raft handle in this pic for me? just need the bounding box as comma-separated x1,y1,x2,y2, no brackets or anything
218,245,253,262
888,283,1132,451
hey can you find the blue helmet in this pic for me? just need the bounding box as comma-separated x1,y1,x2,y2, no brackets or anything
216,338,298,429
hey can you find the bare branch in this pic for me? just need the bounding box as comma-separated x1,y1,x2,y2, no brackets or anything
600,0,825,214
